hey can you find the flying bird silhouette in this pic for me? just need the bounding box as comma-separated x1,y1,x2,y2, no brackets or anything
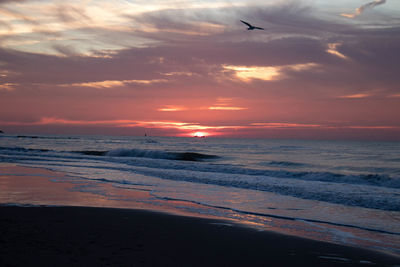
240,20,264,30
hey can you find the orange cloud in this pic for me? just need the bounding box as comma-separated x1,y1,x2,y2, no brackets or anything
251,122,321,128
326,43,349,60
387,93,400,98
341,0,386,18
338,93,371,99
0,117,244,135
2,117,322,131
138,21,225,36
207,97,247,111
223,65,280,81
223,63,319,82
0,83,17,91
62,79,167,89
162,71,194,77
340,13,357,19
2,117,400,138
208,106,247,111
345,126,399,129
157,106,186,112
132,121,243,131
215,98,234,104
37,117,139,126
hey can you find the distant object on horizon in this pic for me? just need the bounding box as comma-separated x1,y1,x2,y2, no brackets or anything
240,20,264,30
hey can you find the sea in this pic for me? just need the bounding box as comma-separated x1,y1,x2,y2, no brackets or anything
1,134,399,255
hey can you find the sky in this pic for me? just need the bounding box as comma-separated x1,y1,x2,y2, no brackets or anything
0,0,399,140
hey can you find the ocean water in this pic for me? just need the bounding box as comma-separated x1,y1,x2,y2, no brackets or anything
1,134,399,254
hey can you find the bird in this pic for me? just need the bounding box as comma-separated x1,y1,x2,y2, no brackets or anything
240,20,264,30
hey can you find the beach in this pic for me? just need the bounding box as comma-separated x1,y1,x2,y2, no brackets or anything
1,164,399,266
2,205,400,267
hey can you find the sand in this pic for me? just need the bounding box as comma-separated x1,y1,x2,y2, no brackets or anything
1,164,399,266
1,206,400,266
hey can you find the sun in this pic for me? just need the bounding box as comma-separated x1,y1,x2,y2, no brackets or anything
193,131,207,138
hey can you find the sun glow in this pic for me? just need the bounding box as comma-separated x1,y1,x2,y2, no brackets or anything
193,131,207,138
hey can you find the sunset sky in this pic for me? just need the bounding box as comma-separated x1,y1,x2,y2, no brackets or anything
1,0,399,140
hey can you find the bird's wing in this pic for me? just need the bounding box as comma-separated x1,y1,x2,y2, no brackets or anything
240,20,252,27
254,27,264,30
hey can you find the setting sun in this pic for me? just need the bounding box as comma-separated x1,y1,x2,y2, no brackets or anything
193,131,207,138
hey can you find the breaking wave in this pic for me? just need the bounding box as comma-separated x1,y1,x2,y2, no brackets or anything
1,144,400,210
1,146,399,189
76,148,219,162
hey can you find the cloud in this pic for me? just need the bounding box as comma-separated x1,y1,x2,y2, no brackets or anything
223,63,319,82
387,93,400,98
1,117,323,132
62,79,167,89
0,117,244,133
326,43,349,60
341,0,387,18
10,116,396,131
36,117,139,126
345,125,399,129
55,4,91,24
206,98,247,111
0,0,26,4
52,44,79,57
127,4,229,36
0,5,38,25
0,82,16,91
2,117,400,140
250,122,321,128
157,106,186,112
223,65,280,82
208,106,247,111
338,93,372,99
131,121,241,131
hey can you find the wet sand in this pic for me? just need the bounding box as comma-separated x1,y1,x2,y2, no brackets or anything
1,164,399,266
1,205,400,266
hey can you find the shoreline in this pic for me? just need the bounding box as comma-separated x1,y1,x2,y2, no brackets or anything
1,164,400,265
0,164,223,219
1,205,399,266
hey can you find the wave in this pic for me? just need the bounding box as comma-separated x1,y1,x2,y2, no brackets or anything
26,160,400,211
105,148,219,162
263,161,308,167
141,139,158,144
103,155,400,189
0,146,219,162
14,135,80,140
75,150,108,156
151,194,400,235
73,148,219,162
1,146,399,189
0,146,50,153
109,165,400,211
2,146,400,210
